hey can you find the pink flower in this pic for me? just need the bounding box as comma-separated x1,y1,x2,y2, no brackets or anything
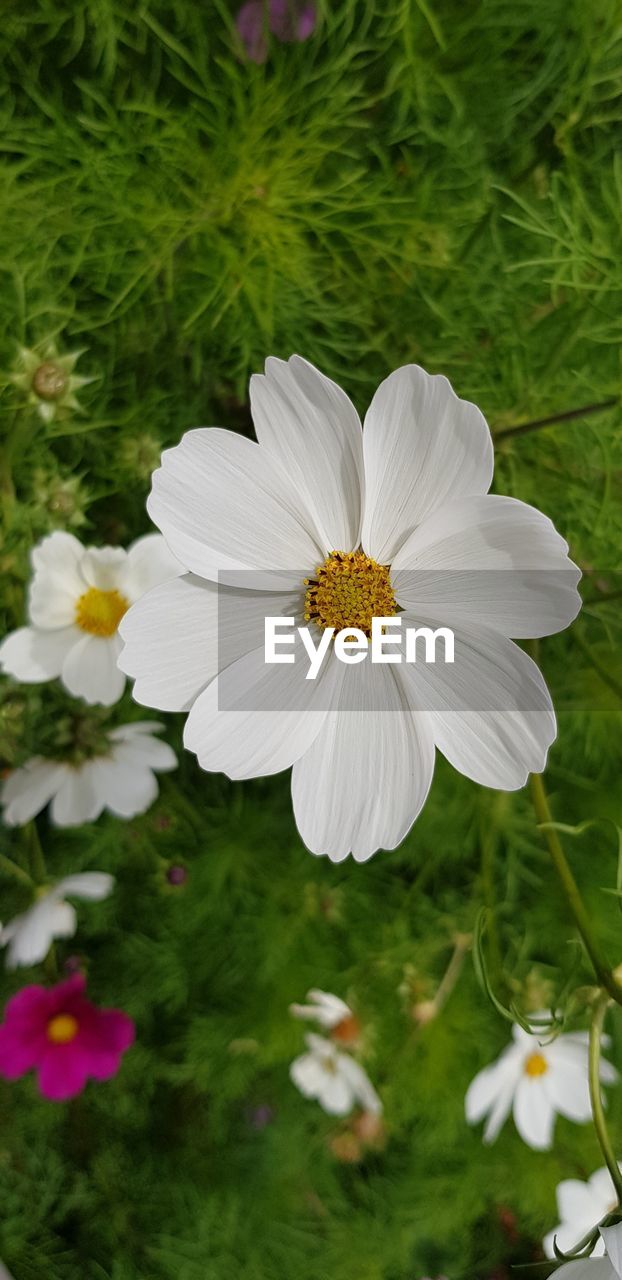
0,975,134,1101
236,0,317,63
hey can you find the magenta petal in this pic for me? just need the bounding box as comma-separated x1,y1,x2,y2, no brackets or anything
47,973,87,1014
37,1045,90,1101
0,1022,46,1079
269,0,316,41
3,984,50,1027
236,1,269,62
97,1009,135,1054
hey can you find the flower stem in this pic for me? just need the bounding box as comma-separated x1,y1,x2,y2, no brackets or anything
495,398,618,441
589,991,622,1202
530,773,622,1005
0,852,32,888
25,821,47,885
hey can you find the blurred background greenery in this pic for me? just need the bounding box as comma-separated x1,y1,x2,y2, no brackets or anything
0,2,621,1276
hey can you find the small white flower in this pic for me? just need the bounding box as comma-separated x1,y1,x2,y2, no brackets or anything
465,1013,617,1150
290,1032,382,1116
119,356,581,862
555,1222,622,1278
0,722,176,827
0,872,114,969
0,531,181,706
290,989,353,1029
544,1166,622,1259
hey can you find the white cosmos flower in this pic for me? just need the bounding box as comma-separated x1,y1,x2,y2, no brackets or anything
0,872,114,969
290,989,353,1029
118,356,581,861
544,1166,622,1260
465,1013,617,1150
554,1223,622,1279
290,1032,382,1116
0,722,176,827
0,530,181,706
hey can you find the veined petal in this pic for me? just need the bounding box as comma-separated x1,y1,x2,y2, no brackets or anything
147,427,323,587
80,547,128,591
29,532,85,624
1,759,67,826
362,365,493,563
397,620,556,789
118,533,182,602
0,625,77,683
87,757,158,819
291,662,435,862
49,766,105,826
250,355,364,554
62,633,126,706
183,640,342,780
392,495,582,637
601,1226,622,1280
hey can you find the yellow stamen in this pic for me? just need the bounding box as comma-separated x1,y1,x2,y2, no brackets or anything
75,587,129,637
47,1013,79,1045
304,550,397,637
524,1050,548,1077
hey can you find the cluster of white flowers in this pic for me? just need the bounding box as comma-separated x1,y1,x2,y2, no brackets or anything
289,989,381,1117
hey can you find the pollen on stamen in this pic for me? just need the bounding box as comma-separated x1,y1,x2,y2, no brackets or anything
303,550,397,637
75,587,129,638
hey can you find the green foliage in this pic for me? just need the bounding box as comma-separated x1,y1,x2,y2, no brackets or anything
0,2,621,1277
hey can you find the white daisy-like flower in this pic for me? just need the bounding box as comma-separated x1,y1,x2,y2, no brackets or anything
544,1165,622,1259
0,722,176,827
0,872,114,969
290,989,353,1029
465,1013,617,1150
118,356,581,861
0,531,181,706
290,1032,382,1116
555,1222,622,1279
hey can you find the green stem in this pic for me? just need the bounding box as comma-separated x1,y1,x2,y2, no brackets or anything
25,821,47,884
530,773,622,1005
589,992,622,1201
495,398,617,441
0,852,32,888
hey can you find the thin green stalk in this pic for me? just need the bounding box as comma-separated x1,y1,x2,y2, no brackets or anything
25,821,47,885
495,398,617,441
531,773,622,1005
0,852,32,888
589,992,622,1202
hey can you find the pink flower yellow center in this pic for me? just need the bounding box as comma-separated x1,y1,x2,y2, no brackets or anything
75,587,129,637
47,1013,79,1044
304,551,397,637
524,1050,548,1077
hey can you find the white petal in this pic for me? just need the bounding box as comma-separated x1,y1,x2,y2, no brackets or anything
362,364,493,563
315,1071,357,1116
553,1261,615,1280
289,1051,326,1099
482,1073,517,1144
49,765,105,826
28,532,85,626
589,1166,619,1208
3,898,76,968
183,639,341,781
337,1054,382,1114
118,533,183,601
290,990,351,1028
110,734,177,773
557,1178,604,1225
547,1054,592,1124
1,759,67,825
147,428,323,587
397,621,556,789
513,1076,555,1149
464,1051,516,1124
291,661,435,862
0,626,77,682
80,546,128,590
61,633,126,706
54,872,114,901
544,1221,607,1262
250,355,364,553
601,1225,622,1279
87,757,159,819
391,495,582,638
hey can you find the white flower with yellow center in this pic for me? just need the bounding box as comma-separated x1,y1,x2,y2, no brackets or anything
0,722,176,827
465,1014,617,1150
554,1222,622,1279
0,531,181,706
0,872,114,969
544,1166,622,1260
118,356,581,861
290,1032,382,1116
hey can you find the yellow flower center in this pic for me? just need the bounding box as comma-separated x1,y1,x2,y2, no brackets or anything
524,1050,548,1077
75,587,129,637
32,361,68,401
304,551,397,637
47,1013,79,1045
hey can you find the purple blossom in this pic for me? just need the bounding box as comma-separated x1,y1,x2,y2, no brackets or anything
236,0,317,63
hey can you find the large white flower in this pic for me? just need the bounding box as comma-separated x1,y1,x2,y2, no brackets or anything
554,1222,622,1279
544,1166,622,1260
1,722,176,827
118,356,581,861
0,872,114,969
290,1032,382,1116
465,1014,617,1150
0,530,181,706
